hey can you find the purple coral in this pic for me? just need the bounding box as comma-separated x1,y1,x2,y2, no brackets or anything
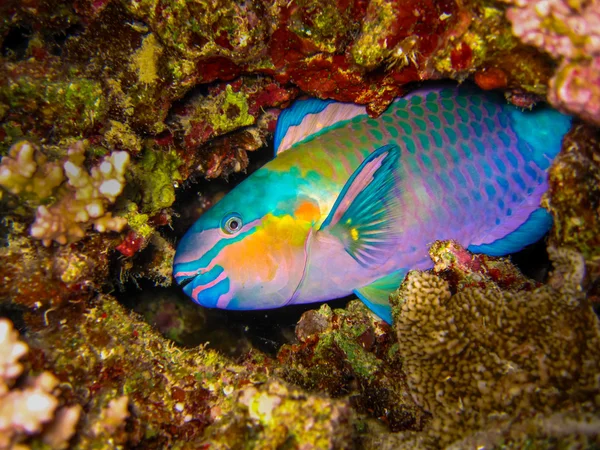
507,0,600,60
506,0,600,125
548,57,600,125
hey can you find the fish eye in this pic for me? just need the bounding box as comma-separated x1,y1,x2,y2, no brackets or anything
222,213,243,235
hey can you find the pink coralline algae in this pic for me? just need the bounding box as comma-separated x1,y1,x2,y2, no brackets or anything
506,0,600,124
548,57,600,126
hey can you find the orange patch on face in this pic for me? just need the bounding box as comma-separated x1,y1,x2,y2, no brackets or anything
294,201,320,223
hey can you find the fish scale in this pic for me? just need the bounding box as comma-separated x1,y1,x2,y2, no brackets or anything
292,89,540,256
173,84,571,323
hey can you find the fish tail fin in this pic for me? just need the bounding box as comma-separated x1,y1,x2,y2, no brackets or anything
506,105,572,170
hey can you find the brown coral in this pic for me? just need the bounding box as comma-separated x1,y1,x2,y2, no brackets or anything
390,244,600,446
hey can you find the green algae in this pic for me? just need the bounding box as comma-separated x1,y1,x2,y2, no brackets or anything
351,1,396,68
122,202,154,239
104,120,143,154
278,301,420,431
130,33,163,86
0,69,107,137
130,146,182,215
211,85,254,135
290,0,357,54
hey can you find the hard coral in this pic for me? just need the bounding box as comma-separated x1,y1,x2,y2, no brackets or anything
30,141,129,246
0,318,79,450
0,140,129,246
549,56,600,126
390,243,600,447
0,141,63,204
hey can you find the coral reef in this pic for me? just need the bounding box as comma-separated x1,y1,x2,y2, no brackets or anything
1,0,600,448
16,293,357,448
278,301,423,431
543,123,600,284
506,0,600,124
0,318,80,450
0,218,110,309
387,242,600,448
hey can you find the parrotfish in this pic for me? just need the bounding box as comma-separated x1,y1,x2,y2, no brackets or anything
173,84,571,323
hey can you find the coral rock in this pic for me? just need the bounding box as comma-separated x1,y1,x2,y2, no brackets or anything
0,318,77,450
390,244,600,446
543,124,600,284
506,0,600,124
548,57,600,126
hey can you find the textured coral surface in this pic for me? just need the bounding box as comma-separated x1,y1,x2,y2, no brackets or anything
386,243,600,448
0,0,599,448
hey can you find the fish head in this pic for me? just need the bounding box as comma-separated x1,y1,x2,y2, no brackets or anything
173,168,320,311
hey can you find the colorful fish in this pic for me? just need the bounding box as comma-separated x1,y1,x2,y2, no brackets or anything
173,84,571,323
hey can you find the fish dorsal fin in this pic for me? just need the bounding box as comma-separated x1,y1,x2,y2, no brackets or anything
319,143,403,268
274,98,367,154
354,269,408,324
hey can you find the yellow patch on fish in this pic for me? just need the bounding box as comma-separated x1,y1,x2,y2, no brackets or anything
216,214,310,284
294,200,321,223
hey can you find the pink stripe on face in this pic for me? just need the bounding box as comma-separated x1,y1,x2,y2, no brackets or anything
216,291,234,309
191,271,228,301
174,269,202,278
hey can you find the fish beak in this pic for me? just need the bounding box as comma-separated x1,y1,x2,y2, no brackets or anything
173,267,208,288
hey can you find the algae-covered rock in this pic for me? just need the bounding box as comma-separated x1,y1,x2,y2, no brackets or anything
10,293,357,449
543,124,600,285
278,301,423,432
1,1,600,448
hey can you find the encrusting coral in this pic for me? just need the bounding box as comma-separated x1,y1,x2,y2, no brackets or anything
387,242,600,448
543,123,600,285
15,292,357,448
506,0,600,123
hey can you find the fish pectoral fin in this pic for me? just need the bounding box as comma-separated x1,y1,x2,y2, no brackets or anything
319,143,404,268
354,269,408,324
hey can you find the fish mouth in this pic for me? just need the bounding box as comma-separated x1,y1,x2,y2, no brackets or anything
173,266,208,287
178,276,194,289
176,265,229,308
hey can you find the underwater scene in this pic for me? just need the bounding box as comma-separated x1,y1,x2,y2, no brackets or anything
1,0,600,448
